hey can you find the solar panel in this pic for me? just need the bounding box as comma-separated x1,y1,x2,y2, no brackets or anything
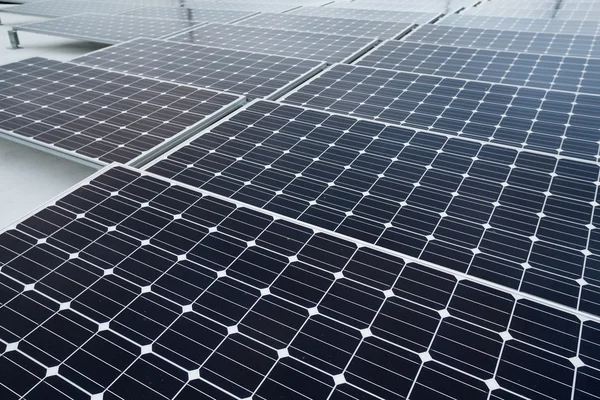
356,40,600,95
0,57,244,167
169,23,377,64
163,1,302,13
464,0,600,19
406,24,600,58
71,38,325,100
556,9,600,21
118,6,257,24
13,13,203,45
327,0,472,13
282,64,600,161
0,0,139,17
144,99,600,312
289,6,440,24
0,163,598,400
437,14,600,35
235,13,415,40
463,8,559,19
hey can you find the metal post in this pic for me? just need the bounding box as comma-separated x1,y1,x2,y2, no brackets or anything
8,30,20,49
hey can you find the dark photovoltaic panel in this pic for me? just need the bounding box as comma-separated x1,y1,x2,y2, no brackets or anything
282,63,600,161
0,57,244,166
235,13,415,40
72,38,325,100
14,13,203,45
438,14,600,35
145,99,600,313
356,40,600,95
169,23,377,64
406,24,600,58
0,164,598,400
289,6,440,24
0,0,139,17
118,6,257,24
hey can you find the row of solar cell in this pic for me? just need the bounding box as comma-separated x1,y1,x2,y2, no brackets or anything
0,58,244,166
0,165,597,400
72,38,326,100
282,63,600,161
438,14,600,35
357,40,600,95
144,99,600,314
407,24,600,59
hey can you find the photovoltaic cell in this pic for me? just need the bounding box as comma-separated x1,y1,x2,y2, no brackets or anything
0,0,139,17
72,38,325,100
356,40,600,95
406,24,600,58
0,57,244,166
282,63,600,161
289,6,440,24
14,13,204,45
118,6,257,24
169,23,377,63
438,14,600,36
0,164,598,400
145,99,600,313
235,13,415,40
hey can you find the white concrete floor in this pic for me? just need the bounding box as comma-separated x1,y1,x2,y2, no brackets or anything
0,6,107,229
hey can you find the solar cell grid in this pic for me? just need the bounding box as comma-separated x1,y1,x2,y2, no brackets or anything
235,13,415,40
0,0,139,17
407,24,600,59
464,0,600,20
162,1,301,13
169,23,377,64
438,14,600,35
356,40,600,95
71,38,325,100
289,7,440,24
14,13,203,45
0,57,244,166
0,164,598,400
464,8,559,19
556,9,600,21
145,99,600,313
328,0,471,13
282,63,600,161
118,6,257,24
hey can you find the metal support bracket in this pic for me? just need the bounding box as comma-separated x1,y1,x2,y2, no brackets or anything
8,30,20,49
